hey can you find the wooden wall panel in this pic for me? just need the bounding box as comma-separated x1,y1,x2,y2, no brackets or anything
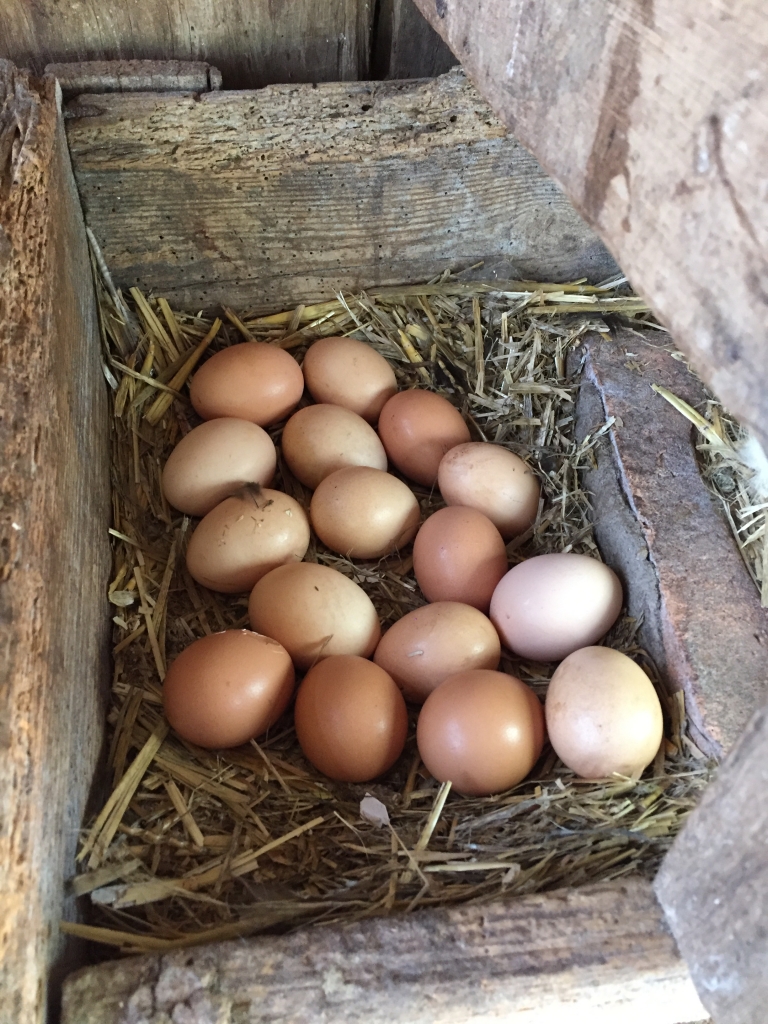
0,0,373,89
0,63,111,1024
412,0,768,454
372,0,458,79
64,72,618,314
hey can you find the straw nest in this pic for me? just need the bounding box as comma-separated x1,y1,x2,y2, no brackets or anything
66,255,712,954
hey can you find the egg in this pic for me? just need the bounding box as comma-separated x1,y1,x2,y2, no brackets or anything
294,655,408,782
413,506,508,612
302,336,398,423
248,562,381,670
416,669,545,796
161,418,277,517
373,602,501,703
310,467,420,559
545,646,663,779
378,390,471,486
190,342,304,426
489,553,623,662
281,404,388,490
162,629,294,749
186,485,310,593
437,442,540,540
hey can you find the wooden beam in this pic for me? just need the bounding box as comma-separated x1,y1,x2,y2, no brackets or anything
0,62,111,1024
655,703,768,1024
61,880,707,1024
0,0,373,89
63,72,618,313
45,59,223,99
412,0,768,453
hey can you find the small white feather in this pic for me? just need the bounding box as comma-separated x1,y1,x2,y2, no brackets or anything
737,435,768,499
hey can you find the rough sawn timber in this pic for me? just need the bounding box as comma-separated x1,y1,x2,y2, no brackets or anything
413,0,768,454
0,0,373,90
655,703,768,1024
574,330,768,759
61,879,707,1024
0,63,111,1023
63,70,618,314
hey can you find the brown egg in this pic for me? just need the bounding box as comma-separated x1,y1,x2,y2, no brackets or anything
302,336,398,423
413,506,508,612
417,669,545,796
310,467,420,559
294,655,408,782
545,646,663,779
186,486,310,593
378,390,471,486
190,342,304,426
437,442,540,540
373,602,501,703
490,553,623,662
163,629,294,749
281,404,388,490
161,418,277,516
248,562,381,670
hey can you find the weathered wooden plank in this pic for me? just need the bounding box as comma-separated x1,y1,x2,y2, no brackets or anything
0,0,372,89
372,0,458,79
574,330,768,759
413,0,768,453
0,62,111,1023
655,704,768,1024
61,880,707,1024
63,71,618,313
45,59,223,99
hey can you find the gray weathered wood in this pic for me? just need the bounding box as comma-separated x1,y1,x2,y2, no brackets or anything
0,62,111,1024
63,71,618,313
413,0,768,454
372,0,458,79
46,60,223,99
574,330,768,759
655,703,768,1024
0,0,372,89
61,879,707,1024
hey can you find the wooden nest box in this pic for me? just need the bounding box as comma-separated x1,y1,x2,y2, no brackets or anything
1,2,767,1022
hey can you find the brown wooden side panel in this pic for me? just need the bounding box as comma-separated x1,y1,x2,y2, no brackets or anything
61,880,707,1024
0,63,111,1023
64,73,618,313
0,0,372,89
372,0,458,79
412,0,768,453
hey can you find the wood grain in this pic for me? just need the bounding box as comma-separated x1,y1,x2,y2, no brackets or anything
413,0,768,452
46,59,223,99
0,62,111,1023
655,703,768,1024
0,0,372,89
64,71,618,314
61,879,707,1024
372,0,458,79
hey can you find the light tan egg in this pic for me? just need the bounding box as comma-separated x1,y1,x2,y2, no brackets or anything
373,601,501,703
248,562,381,670
489,553,623,662
186,485,310,593
302,336,398,423
310,466,420,559
162,629,295,749
378,390,471,486
294,655,408,782
281,404,388,489
416,669,545,796
437,442,540,539
190,342,304,426
161,418,277,516
545,646,663,779
413,506,508,612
